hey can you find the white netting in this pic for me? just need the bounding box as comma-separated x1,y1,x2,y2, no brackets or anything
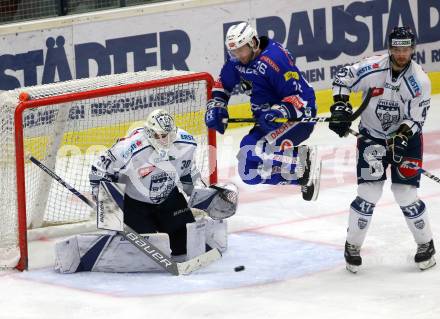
0,70,214,269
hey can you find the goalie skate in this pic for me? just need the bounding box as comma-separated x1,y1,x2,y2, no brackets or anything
415,240,436,271
296,145,321,201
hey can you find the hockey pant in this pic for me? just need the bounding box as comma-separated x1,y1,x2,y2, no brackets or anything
123,187,194,256
237,123,314,185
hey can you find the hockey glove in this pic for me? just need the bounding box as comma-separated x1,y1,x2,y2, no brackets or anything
389,124,412,164
329,101,353,137
257,104,289,133
205,98,229,134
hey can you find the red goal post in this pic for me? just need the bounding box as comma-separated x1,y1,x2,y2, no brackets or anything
0,70,217,271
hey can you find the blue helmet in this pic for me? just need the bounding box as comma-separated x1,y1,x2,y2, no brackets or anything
388,26,416,48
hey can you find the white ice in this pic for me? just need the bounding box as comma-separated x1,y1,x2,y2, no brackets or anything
1,94,440,319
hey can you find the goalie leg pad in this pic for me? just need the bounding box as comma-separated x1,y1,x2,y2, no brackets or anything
186,219,207,260
55,233,86,274
205,218,228,253
185,217,228,260
55,233,171,273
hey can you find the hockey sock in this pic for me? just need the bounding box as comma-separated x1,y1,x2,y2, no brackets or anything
401,199,433,244
346,196,375,246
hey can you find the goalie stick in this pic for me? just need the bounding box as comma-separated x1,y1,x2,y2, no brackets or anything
29,156,221,275
226,87,378,124
348,129,440,185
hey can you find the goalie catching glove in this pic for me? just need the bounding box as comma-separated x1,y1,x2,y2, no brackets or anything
189,183,238,220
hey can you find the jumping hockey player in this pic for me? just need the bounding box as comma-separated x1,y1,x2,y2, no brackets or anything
329,26,435,272
204,22,321,200
54,109,236,273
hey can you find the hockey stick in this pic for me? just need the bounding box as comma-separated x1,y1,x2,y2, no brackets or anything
226,87,378,124
348,129,440,185
29,156,221,275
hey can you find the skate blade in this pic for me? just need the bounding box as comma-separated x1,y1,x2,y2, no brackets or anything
418,256,436,271
310,161,322,201
346,263,359,273
306,146,318,187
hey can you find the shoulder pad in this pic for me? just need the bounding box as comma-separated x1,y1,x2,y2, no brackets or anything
354,55,386,77
175,129,197,145
273,41,296,62
115,127,143,143
112,132,150,160
127,127,144,138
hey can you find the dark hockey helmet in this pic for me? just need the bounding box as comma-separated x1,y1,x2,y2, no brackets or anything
388,26,416,48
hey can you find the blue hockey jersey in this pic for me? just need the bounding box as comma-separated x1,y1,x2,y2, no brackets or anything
212,37,317,120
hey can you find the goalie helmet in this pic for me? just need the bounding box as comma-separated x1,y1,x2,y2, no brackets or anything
225,22,258,52
143,109,177,154
388,26,416,48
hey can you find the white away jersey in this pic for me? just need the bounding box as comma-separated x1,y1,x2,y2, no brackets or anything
90,127,198,204
333,54,431,139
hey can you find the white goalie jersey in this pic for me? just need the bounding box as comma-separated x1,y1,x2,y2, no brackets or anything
333,54,431,139
90,127,199,204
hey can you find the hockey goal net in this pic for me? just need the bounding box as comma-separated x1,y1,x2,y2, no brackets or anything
0,70,217,271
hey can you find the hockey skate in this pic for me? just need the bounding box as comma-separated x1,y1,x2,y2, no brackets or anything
296,145,321,201
415,239,436,271
344,241,362,273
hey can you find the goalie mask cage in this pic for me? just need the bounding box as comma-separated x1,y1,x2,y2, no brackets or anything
0,70,217,271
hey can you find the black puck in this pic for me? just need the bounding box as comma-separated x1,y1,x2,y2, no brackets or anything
234,265,245,272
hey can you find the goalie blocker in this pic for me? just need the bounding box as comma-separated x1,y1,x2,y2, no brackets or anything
54,181,236,273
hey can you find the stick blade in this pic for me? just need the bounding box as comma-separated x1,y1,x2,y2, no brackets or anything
177,248,222,275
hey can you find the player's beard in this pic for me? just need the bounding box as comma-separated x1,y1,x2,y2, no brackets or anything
391,54,411,70
394,56,411,68
390,48,413,71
